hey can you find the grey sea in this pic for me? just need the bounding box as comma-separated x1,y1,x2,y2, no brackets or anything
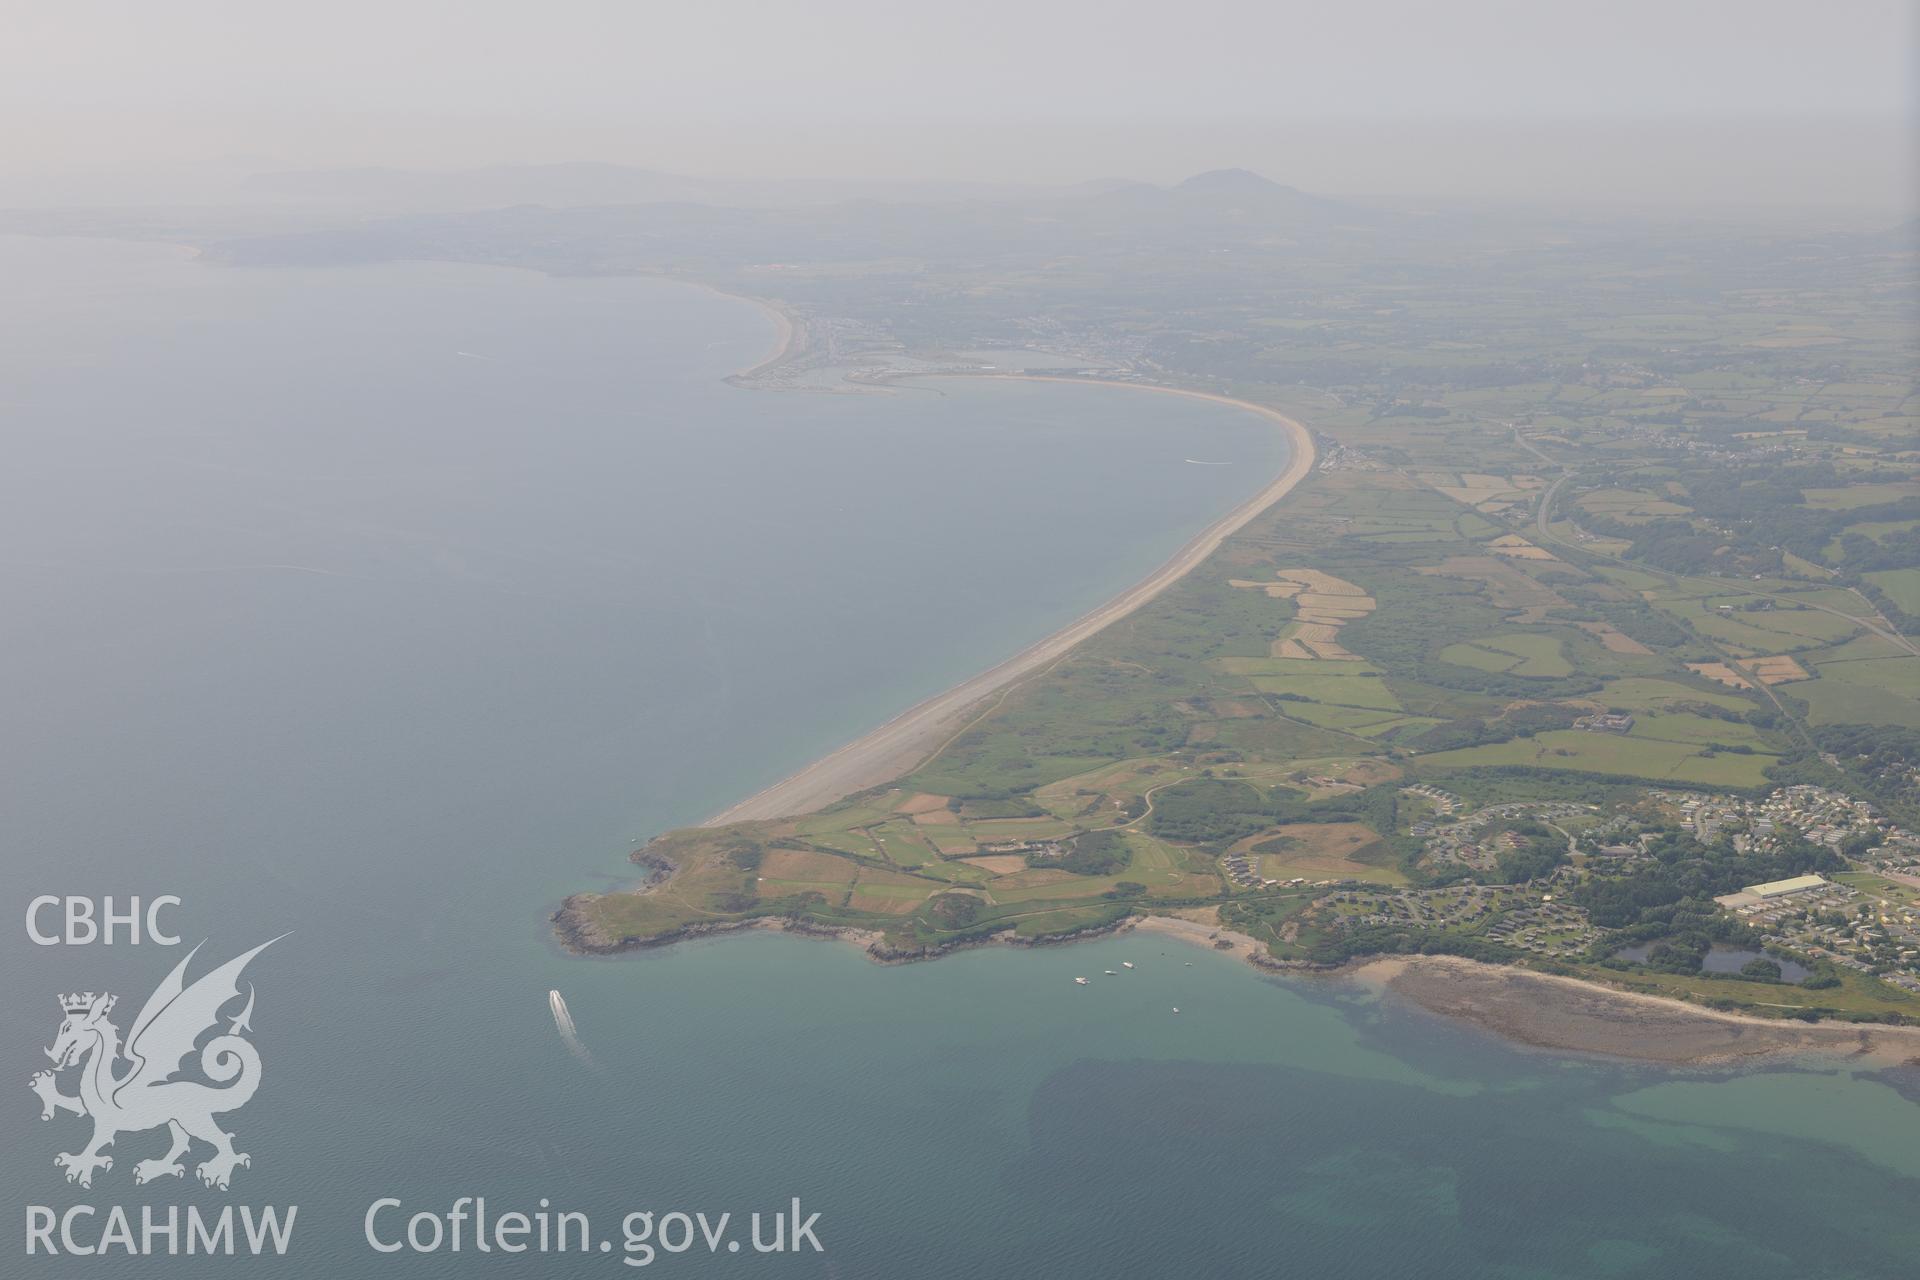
4,235,1920,1278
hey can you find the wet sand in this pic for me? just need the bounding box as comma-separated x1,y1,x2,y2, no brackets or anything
1351,955,1920,1067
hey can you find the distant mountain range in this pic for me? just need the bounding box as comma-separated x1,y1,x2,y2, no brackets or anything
240,162,1363,221
1077,167,1355,224
1177,168,1298,194
245,162,1149,211
199,164,1384,273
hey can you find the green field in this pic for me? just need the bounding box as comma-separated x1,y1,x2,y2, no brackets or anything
1595,677,1756,713
1865,568,1920,614
1352,714,1443,739
1846,519,1920,543
1419,729,1776,787
1574,488,1692,522
1217,656,1381,677
1652,596,1862,653
1802,483,1920,509
1594,566,1672,593
1249,674,1403,710
1830,519,1920,559
1439,633,1571,677
1629,712,1772,749
1798,678,1920,728
1812,633,1912,664
1278,701,1406,731
1815,655,1920,696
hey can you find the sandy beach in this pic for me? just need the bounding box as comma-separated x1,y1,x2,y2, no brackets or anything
1130,913,1270,961
630,357,1920,1062
1350,954,1920,1067
708,288,803,379
703,378,1315,826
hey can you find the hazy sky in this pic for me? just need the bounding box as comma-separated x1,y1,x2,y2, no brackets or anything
3,0,1915,209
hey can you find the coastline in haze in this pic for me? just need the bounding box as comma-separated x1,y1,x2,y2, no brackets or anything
0,235,1914,1279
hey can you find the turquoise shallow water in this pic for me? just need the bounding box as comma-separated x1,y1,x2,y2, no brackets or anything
2,236,1919,1278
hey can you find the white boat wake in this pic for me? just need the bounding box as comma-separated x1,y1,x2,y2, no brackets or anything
1183,458,1233,466
549,989,594,1066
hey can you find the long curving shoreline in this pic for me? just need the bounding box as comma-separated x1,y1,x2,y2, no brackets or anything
568,357,1920,1062
721,292,803,380
701,377,1315,826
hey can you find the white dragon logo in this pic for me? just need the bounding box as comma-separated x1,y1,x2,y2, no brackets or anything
28,938,281,1190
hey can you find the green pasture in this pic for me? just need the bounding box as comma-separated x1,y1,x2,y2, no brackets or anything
1419,729,1776,787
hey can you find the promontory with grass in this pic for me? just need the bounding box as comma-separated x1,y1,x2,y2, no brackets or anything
555,212,1920,1048
237,167,1916,1047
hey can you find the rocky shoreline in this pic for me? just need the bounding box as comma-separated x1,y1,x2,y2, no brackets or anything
552,892,1148,964
1345,954,1920,1068
555,882,1920,1068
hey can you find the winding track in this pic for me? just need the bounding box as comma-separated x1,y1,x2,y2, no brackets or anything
702,379,1316,827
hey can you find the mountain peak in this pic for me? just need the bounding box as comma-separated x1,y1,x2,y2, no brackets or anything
1175,168,1284,193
